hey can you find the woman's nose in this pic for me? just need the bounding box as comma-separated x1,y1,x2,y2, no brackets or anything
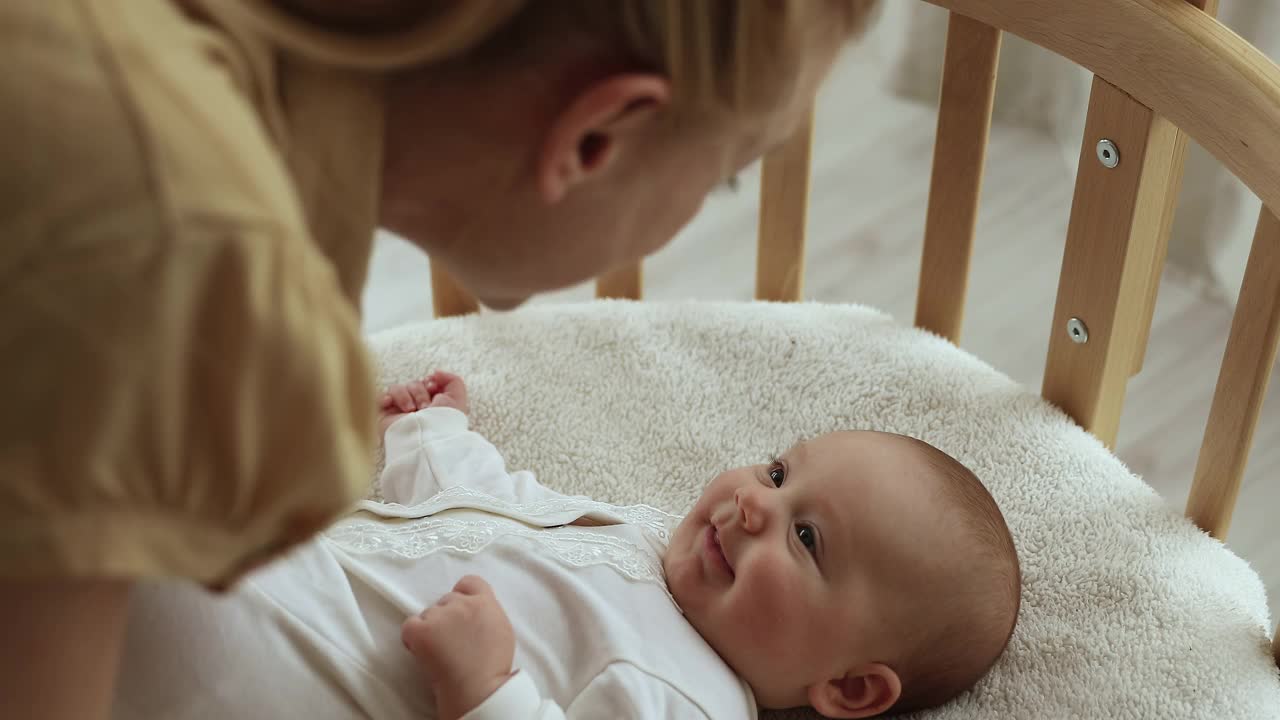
734,485,772,534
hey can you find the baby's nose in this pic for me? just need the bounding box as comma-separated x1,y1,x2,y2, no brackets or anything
734,486,771,533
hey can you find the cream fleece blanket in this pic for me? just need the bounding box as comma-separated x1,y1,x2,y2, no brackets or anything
367,300,1280,719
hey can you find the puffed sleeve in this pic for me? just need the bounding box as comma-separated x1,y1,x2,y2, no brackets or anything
379,408,564,508
0,0,379,588
0,218,379,587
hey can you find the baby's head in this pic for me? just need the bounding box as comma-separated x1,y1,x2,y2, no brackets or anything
663,431,1020,717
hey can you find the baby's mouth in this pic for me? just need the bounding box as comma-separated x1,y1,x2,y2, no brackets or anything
707,524,735,578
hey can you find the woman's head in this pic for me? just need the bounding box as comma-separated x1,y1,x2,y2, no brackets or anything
367,0,879,309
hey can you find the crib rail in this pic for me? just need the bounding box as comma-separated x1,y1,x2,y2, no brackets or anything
1129,0,1218,373
430,262,478,317
908,0,1280,549
1185,208,1280,539
422,1,1280,549
755,111,815,302
596,264,643,301
913,12,1000,342
1039,75,1185,448
926,0,1280,211
910,6,1280,669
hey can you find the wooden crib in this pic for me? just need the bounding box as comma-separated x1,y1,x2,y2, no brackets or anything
428,0,1280,666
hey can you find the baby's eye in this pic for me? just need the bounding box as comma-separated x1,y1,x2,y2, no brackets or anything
768,463,785,487
796,524,817,553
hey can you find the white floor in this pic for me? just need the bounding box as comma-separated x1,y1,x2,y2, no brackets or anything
361,53,1279,623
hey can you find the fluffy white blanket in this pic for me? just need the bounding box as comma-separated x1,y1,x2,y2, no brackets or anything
368,300,1279,719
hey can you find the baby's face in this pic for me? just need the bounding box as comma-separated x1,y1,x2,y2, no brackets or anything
663,431,941,714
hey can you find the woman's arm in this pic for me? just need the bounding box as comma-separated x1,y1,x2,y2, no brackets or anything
0,578,131,720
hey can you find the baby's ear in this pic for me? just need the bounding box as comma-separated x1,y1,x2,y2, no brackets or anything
807,663,901,719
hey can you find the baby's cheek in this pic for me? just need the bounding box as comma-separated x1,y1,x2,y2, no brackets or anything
739,554,798,641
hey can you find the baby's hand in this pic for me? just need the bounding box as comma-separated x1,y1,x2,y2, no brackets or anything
422,370,469,414
379,371,470,435
401,575,515,720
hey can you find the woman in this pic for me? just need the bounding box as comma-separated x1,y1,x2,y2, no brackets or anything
0,1,877,717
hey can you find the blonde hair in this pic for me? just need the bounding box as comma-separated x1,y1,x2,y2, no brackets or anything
228,0,879,118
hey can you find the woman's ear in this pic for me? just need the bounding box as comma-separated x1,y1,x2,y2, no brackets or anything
807,663,902,719
537,74,670,204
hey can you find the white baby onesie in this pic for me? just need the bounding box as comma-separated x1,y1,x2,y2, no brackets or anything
114,407,757,720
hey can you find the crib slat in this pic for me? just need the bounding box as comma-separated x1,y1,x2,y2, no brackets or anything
596,263,643,300
1185,207,1280,539
1129,123,1187,376
1130,0,1220,375
915,13,1001,343
1042,77,1180,448
430,262,479,317
756,109,814,302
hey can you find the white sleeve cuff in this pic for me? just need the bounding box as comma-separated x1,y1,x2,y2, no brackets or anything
459,671,547,720
399,405,469,434
382,406,469,456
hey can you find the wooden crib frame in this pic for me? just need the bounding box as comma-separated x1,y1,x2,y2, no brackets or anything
430,0,1280,667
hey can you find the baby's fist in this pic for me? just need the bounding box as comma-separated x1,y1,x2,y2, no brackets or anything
402,575,514,720
425,370,469,415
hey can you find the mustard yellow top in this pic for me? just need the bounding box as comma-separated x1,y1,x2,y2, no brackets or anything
0,0,430,587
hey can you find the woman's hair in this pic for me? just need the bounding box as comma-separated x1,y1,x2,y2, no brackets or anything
258,0,880,119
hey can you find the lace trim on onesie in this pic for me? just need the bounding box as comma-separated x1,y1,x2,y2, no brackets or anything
363,485,684,544
324,515,681,607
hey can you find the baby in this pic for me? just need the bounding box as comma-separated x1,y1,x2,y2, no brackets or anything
114,371,1020,720
387,372,1021,719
